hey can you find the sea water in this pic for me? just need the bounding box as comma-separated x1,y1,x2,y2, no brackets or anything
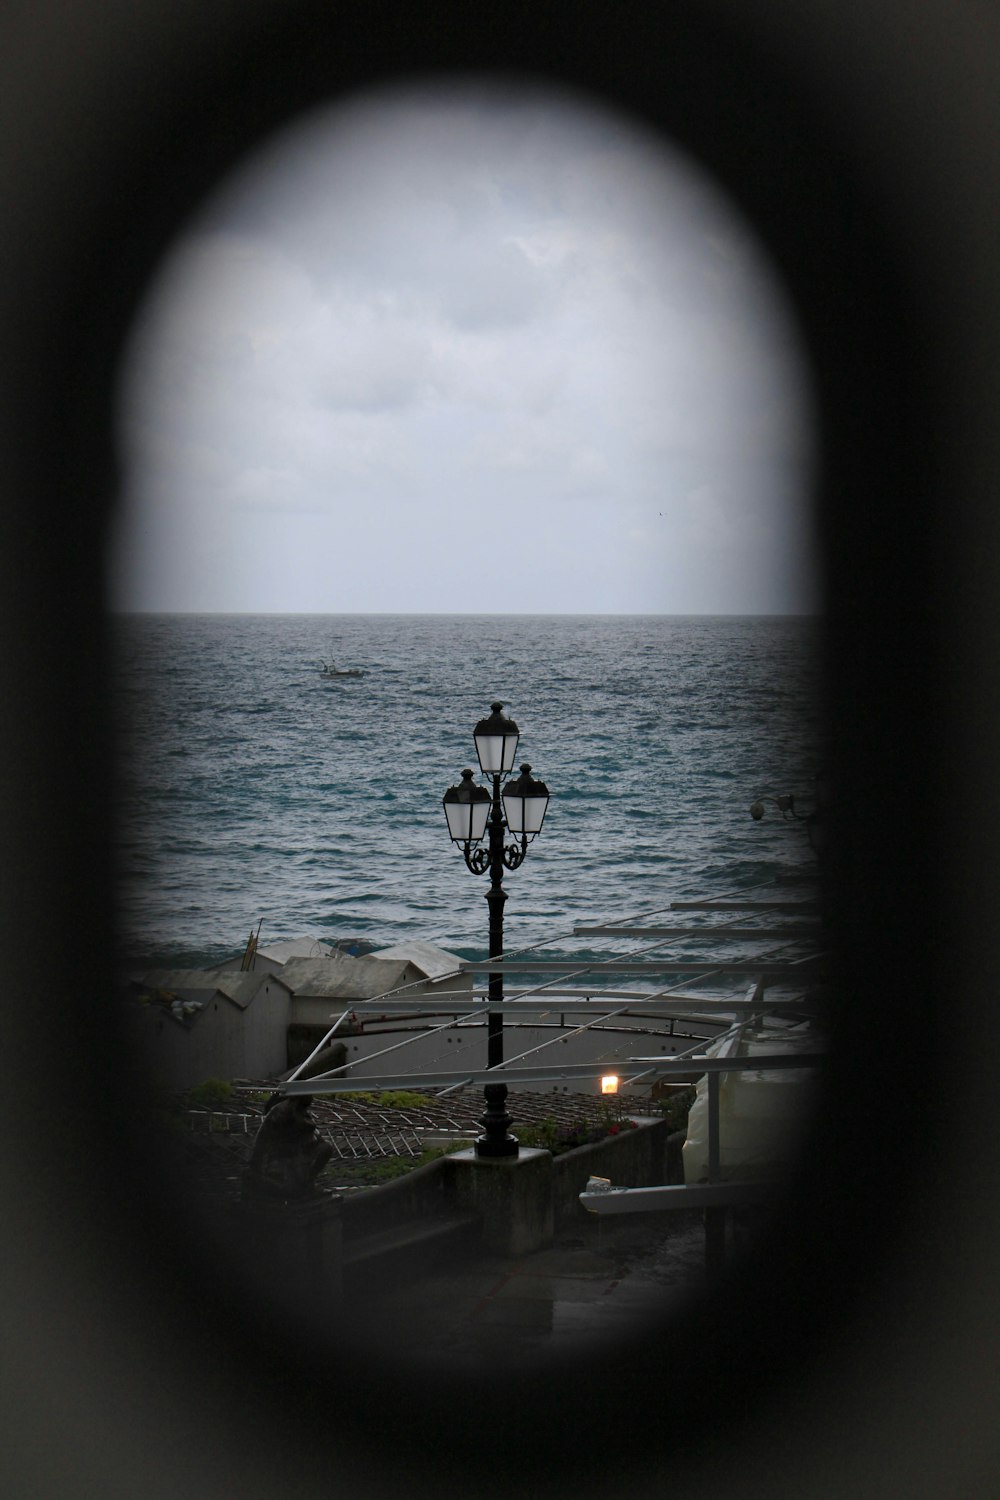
114,614,822,969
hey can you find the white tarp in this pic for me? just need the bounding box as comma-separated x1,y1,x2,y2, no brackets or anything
682,1025,819,1183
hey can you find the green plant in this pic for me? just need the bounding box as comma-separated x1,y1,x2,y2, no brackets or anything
516,1117,564,1154
343,1156,415,1185
186,1078,234,1110
327,1141,469,1188
594,1099,636,1130
337,1089,436,1110
372,1090,436,1110
418,1142,471,1165
656,1086,697,1132
516,1112,638,1157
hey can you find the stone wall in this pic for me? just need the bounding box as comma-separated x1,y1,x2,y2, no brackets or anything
549,1116,673,1229
340,1154,454,1240
338,1115,676,1255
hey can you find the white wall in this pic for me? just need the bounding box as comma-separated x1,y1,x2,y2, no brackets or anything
126,980,291,1090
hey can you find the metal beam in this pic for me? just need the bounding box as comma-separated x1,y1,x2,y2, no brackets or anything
629,1052,823,1072
669,901,819,913
283,1049,825,1094
580,1181,778,1213
572,925,819,939
319,995,769,1015
457,959,823,976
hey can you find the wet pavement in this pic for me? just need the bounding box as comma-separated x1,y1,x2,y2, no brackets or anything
349,1212,712,1371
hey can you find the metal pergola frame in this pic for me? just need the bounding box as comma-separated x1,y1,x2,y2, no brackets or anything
283,877,824,1095
284,1047,824,1097
276,876,826,1279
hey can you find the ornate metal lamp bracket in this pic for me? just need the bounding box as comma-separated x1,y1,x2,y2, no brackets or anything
463,844,491,875
502,839,528,871
462,838,528,875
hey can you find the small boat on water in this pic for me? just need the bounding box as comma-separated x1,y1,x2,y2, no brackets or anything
319,660,365,679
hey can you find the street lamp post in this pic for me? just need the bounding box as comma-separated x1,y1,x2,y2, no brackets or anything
443,703,550,1158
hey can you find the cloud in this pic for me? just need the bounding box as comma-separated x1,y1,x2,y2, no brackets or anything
112,81,817,614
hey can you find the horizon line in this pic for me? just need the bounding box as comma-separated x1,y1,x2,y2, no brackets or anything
110,608,820,618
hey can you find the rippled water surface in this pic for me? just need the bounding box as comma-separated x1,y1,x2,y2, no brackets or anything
114,614,822,966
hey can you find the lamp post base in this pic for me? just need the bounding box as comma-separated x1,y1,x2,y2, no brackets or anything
475,1081,519,1158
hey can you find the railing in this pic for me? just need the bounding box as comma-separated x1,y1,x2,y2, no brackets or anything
185,1108,433,1162
185,1110,258,1133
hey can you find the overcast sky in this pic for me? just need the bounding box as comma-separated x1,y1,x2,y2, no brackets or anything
111,79,817,614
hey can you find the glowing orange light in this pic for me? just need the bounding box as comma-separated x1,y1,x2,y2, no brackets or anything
601,1075,619,1095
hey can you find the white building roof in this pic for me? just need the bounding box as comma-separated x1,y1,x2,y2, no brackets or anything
135,940,464,1008
366,940,464,981
205,936,336,977
255,937,335,965
277,953,419,1001
131,968,289,1012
